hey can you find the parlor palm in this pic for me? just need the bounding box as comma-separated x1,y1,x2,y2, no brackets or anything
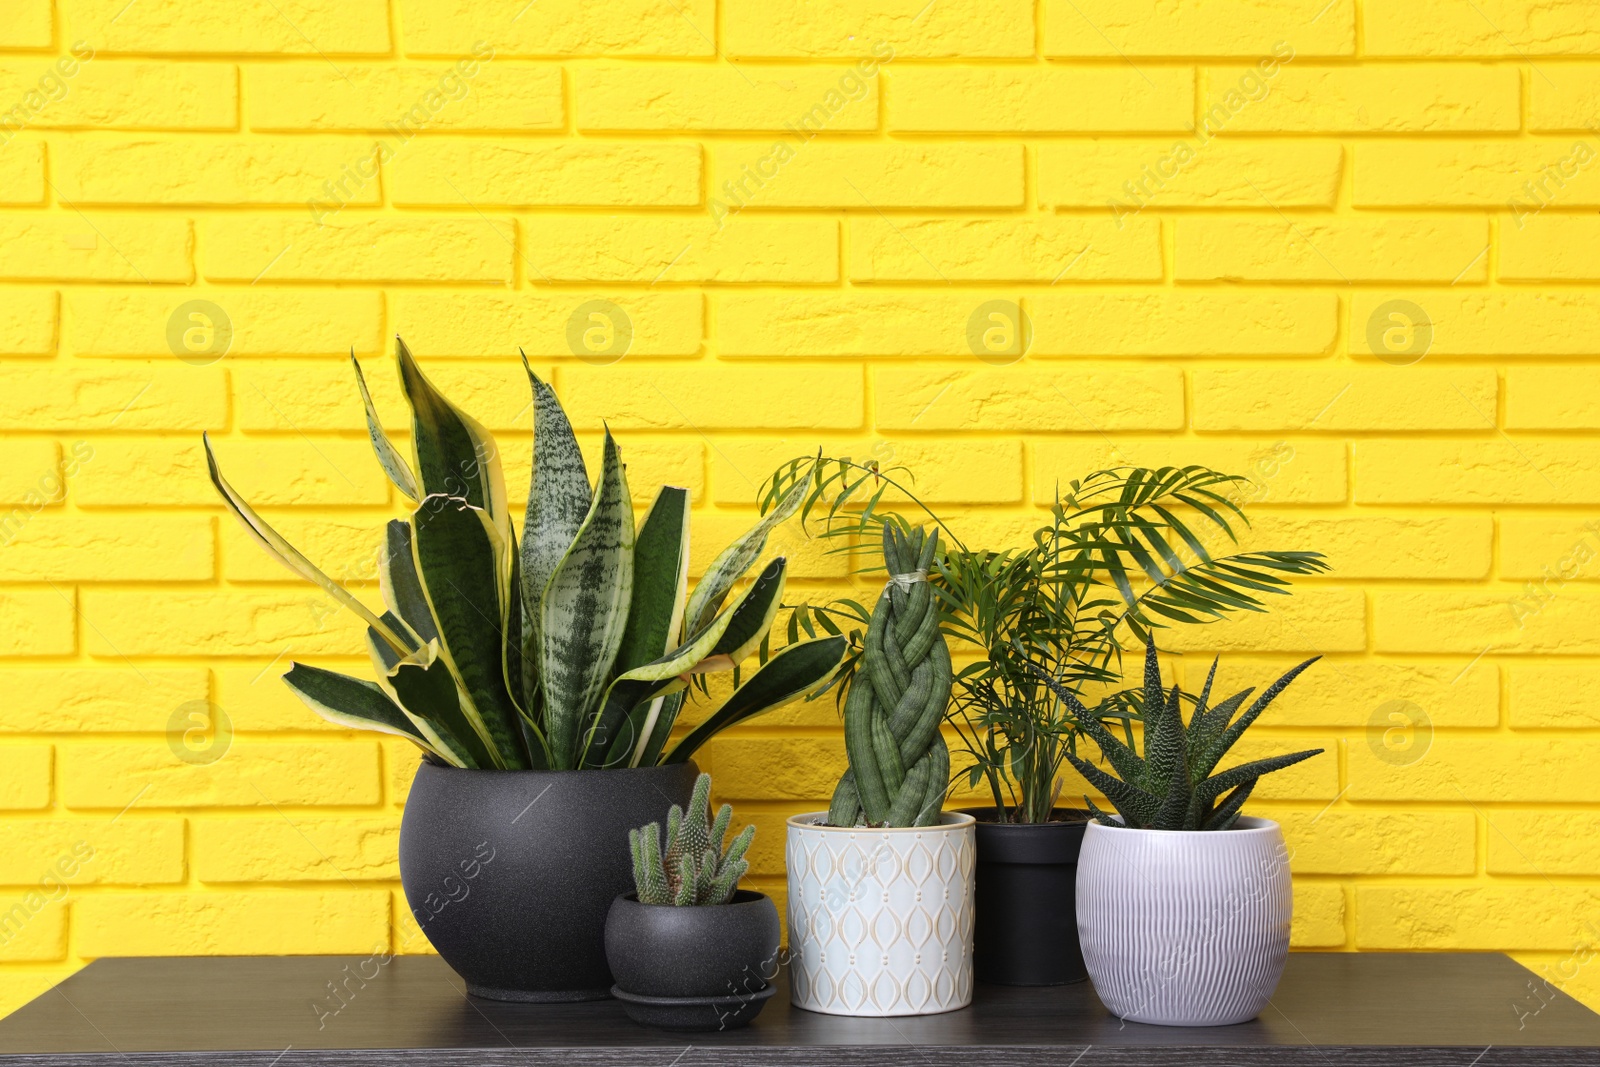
763,457,1329,824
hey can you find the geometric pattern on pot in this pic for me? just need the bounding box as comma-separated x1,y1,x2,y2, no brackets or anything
1076,816,1292,1026
786,813,975,1017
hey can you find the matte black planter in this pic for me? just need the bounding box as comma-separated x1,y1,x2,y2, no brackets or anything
399,760,699,1002
604,889,781,1030
958,807,1092,987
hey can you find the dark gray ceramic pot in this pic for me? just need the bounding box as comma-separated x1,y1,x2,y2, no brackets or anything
958,806,1092,986
399,759,699,1002
604,889,781,1030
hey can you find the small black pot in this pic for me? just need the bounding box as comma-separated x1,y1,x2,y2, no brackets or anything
605,889,781,1030
399,760,699,1002
958,806,1092,987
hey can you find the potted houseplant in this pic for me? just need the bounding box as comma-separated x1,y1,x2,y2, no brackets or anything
605,772,779,1031
1037,642,1323,1026
766,458,1327,987
786,524,977,1018
204,339,845,1001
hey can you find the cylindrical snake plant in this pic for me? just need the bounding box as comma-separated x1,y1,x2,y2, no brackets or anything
630,772,753,906
204,338,846,771
827,524,952,828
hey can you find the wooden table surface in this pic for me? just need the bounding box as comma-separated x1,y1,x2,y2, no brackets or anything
0,952,1595,1066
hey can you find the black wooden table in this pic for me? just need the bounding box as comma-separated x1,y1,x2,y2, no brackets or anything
0,953,1596,1065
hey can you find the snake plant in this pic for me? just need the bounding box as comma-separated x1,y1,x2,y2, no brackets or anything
826,524,952,828
203,338,846,771
630,772,753,906
1033,643,1323,831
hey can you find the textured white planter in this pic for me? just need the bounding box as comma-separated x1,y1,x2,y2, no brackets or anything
785,812,975,1017
1077,816,1292,1026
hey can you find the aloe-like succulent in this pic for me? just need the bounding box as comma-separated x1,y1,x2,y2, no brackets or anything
630,773,753,906
1033,643,1323,831
204,338,846,771
826,524,952,828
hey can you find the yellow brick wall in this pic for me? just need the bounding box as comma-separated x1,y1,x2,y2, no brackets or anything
2,0,1599,1021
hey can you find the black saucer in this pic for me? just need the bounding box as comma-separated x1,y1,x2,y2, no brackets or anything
610,983,777,1031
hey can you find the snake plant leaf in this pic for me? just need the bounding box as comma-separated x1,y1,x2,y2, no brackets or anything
396,337,509,530
663,635,848,765
520,360,592,622
540,431,634,769
351,353,419,502
604,689,687,770
582,557,788,767
203,433,416,657
502,542,550,768
366,628,496,769
379,520,439,646
411,494,529,769
282,662,443,757
683,473,807,638
615,486,691,676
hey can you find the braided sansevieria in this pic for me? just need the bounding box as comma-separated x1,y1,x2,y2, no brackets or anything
827,525,952,828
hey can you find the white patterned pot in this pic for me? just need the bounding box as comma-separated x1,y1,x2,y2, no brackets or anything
785,812,975,1017
1077,816,1292,1026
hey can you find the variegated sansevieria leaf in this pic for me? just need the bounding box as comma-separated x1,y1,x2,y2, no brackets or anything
581,558,787,768
540,431,634,770
615,486,691,674
616,689,685,769
365,628,493,769
411,494,530,770
683,473,808,638
379,520,439,646
609,486,690,768
396,337,510,533
283,663,444,758
351,353,418,502
520,359,591,624
203,433,416,657
664,635,848,765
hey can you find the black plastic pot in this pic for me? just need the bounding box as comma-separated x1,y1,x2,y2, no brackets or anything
958,806,1092,986
399,760,699,1002
605,890,781,1030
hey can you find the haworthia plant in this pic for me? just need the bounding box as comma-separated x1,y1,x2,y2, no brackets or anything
205,337,847,771
629,772,753,906
827,525,952,829
1032,643,1323,831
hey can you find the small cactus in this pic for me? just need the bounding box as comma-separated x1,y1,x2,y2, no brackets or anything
629,773,754,906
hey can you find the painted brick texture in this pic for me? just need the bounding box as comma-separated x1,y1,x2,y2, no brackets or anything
0,0,1596,1018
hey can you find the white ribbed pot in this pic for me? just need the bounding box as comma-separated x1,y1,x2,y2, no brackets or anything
1077,816,1292,1026
785,812,975,1017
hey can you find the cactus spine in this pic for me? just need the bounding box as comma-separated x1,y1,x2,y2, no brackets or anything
629,772,754,906
828,524,952,828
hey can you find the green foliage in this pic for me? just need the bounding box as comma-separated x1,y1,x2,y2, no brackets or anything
630,773,754,906
827,525,952,828
761,456,1330,824
1036,642,1323,831
206,339,846,771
